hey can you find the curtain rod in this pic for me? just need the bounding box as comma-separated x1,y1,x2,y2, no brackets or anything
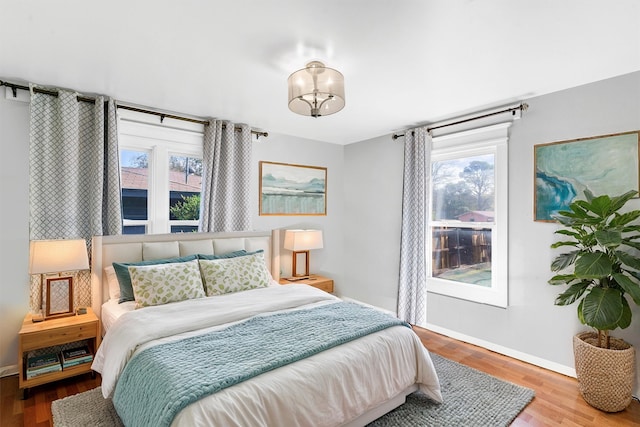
1,80,96,103
116,105,269,138
391,103,529,140
0,80,269,139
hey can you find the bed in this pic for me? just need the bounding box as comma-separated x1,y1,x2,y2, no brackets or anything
90,230,442,427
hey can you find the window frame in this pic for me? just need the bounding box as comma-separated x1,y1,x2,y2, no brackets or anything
117,109,204,234
426,123,510,307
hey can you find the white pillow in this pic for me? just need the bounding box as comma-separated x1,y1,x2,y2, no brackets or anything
128,259,205,308
198,252,272,296
104,266,121,300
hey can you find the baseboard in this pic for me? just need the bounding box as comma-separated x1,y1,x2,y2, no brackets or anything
423,322,577,378
0,364,18,378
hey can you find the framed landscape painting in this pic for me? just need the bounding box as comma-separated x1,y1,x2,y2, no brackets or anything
259,161,327,216
534,130,640,222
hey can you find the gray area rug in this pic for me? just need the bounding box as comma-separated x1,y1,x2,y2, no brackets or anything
367,354,535,426
52,353,534,427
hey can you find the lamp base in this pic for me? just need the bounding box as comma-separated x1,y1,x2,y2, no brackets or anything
44,312,76,321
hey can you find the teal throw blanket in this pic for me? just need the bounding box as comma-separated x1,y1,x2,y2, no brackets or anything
113,302,409,427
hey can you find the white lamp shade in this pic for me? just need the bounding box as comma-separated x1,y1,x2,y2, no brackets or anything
29,239,89,274
288,61,345,117
283,230,324,251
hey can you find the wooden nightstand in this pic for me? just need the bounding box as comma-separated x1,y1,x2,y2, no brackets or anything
18,307,100,398
279,275,334,293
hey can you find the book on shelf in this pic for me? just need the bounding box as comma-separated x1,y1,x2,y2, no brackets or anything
26,353,61,378
26,363,62,378
27,353,60,369
61,345,93,368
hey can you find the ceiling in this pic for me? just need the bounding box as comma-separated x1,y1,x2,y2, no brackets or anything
2,1,639,145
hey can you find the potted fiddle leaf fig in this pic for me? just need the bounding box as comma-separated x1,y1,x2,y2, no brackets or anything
549,189,640,412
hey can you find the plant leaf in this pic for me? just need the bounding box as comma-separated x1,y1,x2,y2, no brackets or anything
577,299,586,325
550,241,579,249
552,214,577,226
613,273,640,305
618,297,632,329
627,271,640,287
554,229,581,239
608,190,638,213
616,251,640,271
574,252,613,279
548,274,578,285
622,240,640,251
562,202,600,223
611,210,640,227
594,229,622,248
551,251,579,271
554,281,590,305
581,287,623,330
584,188,595,202
570,200,592,214
585,195,612,218
622,224,640,234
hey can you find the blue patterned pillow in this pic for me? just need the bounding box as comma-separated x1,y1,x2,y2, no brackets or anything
113,255,197,303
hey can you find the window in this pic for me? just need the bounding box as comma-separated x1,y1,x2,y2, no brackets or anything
427,123,510,307
117,109,204,234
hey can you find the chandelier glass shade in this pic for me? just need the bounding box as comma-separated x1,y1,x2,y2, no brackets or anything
287,61,345,117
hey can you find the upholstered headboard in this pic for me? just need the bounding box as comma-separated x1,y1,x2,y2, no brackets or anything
91,230,280,318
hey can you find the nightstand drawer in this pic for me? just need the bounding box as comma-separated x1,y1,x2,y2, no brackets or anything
310,280,334,293
21,323,96,352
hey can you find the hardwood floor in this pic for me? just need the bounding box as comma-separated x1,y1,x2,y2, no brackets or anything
414,327,640,426
0,372,100,427
1,327,638,426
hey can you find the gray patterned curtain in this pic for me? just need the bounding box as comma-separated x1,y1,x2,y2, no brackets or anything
199,120,252,232
29,86,122,310
397,127,431,325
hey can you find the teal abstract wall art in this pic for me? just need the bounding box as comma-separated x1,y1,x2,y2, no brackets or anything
259,161,327,215
534,131,640,222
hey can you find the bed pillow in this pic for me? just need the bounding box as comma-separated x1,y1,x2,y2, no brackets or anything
198,251,271,296
128,259,205,308
104,266,121,300
113,254,197,303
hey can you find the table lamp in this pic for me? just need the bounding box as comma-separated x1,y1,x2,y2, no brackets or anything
283,229,323,281
29,239,89,321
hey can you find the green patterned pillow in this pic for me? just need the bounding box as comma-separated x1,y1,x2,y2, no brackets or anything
128,259,205,308
113,254,197,303
198,251,272,296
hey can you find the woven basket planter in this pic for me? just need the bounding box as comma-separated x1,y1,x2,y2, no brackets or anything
573,332,636,412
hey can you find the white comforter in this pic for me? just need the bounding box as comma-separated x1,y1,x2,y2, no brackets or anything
93,285,442,426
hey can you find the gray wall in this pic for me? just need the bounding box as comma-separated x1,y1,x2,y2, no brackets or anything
344,71,640,396
251,133,345,286
343,134,405,310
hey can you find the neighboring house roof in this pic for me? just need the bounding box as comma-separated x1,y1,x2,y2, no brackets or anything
121,167,201,192
458,211,494,221
466,211,493,217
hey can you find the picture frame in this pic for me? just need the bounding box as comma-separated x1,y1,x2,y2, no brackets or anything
45,276,74,318
259,161,327,216
534,130,640,222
